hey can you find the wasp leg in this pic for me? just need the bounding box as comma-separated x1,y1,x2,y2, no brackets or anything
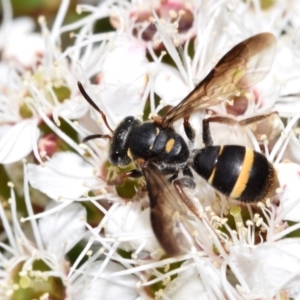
161,167,178,175
202,112,278,146
83,134,111,143
176,166,195,188
166,170,179,183
176,177,196,189
107,169,143,185
238,112,278,126
183,165,193,178
173,180,200,219
184,117,195,143
202,118,214,147
166,166,195,186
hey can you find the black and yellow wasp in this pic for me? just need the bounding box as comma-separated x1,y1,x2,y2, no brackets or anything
79,32,278,256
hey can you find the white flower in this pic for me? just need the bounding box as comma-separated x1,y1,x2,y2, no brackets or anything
276,162,300,222
0,163,87,299
0,120,40,164
27,151,103,200
163,260,223,300
59,2,300,299
83,37,150,129
105,202,161,254
0,15,43,67
0,0,86,164
72,261,139,300
230,240,300,299
2,30,45,68
3,0,300,299
109,0,196,47
38,201,87,255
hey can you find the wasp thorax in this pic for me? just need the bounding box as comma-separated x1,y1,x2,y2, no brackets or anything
109,116,141,166
129,123,158,159
129,122,190,165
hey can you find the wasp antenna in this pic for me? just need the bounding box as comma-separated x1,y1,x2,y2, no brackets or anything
82,134,112,143
77,81,113,133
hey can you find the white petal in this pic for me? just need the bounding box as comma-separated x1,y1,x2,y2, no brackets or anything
163,265,206,300
105,203,160,253
38,202,87,254
105,203,142,252
129,208,161,253
284,136,300,165
277,162,300,222
101,39,148,86
3,33,45,67
0,17,35,49
54,98,89,119
276,99,300,118
93,40,149,127
6,17,35,34
27,152,101,200
82,261,138,300
273,46,300,96
230,240,300,298
163,259,223,299
0,120,39,164
154,64,189,108
0,62,10,84
97,86,145,129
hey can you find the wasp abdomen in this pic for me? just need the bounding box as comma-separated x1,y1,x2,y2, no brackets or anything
192,145,278,203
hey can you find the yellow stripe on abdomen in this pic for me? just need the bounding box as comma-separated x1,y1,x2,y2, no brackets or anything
208,146,224,184
230,147,254,199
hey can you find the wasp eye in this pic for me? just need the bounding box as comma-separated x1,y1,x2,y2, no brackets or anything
109,151,131,166
109,151,120,165
108,151,119,165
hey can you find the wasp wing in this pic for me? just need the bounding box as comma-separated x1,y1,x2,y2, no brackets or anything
143,163,198,256
162,32,276,127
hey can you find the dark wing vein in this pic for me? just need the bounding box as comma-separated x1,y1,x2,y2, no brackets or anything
162,32,276,126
